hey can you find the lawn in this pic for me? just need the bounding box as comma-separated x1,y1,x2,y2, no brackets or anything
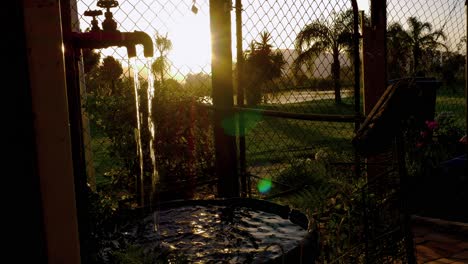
435,87,466,129
243,87,466,166
244,97,357,165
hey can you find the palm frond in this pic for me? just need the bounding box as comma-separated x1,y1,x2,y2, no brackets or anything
292,40,328,72
295,21,332,51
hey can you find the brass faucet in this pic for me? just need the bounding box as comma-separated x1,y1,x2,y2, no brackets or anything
69,0,153,58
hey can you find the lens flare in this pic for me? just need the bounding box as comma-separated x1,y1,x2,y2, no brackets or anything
257,178,272,194
222,111,263,136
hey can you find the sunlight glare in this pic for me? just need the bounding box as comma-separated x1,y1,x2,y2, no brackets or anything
356,0,370,12
168,12,211,75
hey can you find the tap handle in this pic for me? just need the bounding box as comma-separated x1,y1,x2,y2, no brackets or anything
84,9,103,18
84,10,103,32
97,0,119,11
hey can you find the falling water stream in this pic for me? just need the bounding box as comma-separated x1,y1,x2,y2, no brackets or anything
145,59,161,235
131,58,161,233
130,58,145,206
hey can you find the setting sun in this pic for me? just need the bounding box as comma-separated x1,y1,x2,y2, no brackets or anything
167,12,211,75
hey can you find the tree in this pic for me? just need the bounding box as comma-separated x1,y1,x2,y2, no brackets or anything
184,72,212,97
82,49,101,74
151,33,173,86
243,31,285,106
294,10,355,104
387,17,447,78
401,17,446,75
99,56,124,96
84,56,138,201
387,22,411,79
439,51,465,88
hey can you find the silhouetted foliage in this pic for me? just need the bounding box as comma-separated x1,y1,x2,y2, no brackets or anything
99,56,125,96
439,52,465,88
151,78,215,200
387,17,447,78
294,10,356,104
151,33,173,84
82,49,101,74
243,31,285,106
184,72,212,97
387,22,411,79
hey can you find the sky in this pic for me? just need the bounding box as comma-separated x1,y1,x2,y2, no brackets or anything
387,0,465,52
74,0,464,78
76,0,370,75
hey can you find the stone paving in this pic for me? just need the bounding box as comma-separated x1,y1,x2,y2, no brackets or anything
412,216,468,264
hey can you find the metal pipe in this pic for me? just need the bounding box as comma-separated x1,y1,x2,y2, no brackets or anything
69,30,154,57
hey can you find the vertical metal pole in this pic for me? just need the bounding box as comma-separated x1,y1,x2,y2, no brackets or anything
352,0,361,180
465,1,468,159
396,132,416,264
362,188,370,264
210,0,240,198
235,0,247,197
351,5,367,261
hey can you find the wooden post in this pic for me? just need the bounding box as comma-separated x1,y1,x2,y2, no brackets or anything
24,0,81,262
363,2,416,263
362,0,390,196
363,0,387,114
210,0,239,197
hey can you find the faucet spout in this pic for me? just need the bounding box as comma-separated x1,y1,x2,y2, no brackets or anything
122,31,154,58
69,30,154,58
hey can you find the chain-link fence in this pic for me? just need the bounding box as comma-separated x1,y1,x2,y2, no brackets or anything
387,0,466,129
235,0,384,262
68,0,466,262
387,0,468,224
238,0,359,195
72,0,216,207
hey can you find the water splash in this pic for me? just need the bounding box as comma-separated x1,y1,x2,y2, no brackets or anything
130,58,145,206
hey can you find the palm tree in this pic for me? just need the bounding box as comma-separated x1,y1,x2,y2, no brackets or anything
401,17,447,75
387,22,411,79
151,33,173,86
243,31,285,105
294,10,354,104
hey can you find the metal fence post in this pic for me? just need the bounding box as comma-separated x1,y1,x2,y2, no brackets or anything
235,0,247,197
210,0,240,198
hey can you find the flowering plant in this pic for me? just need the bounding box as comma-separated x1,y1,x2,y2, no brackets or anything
406,112,464,177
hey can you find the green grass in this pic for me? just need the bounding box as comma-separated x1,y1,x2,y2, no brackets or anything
244,87,466,165
262,96,356,115
435,88,466,129
244,98,356,164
